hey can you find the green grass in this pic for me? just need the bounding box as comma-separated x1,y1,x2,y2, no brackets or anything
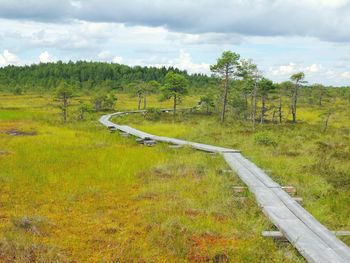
116,99,350,239
1,91,348,262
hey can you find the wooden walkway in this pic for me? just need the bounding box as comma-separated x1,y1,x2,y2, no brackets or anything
99,110,350,263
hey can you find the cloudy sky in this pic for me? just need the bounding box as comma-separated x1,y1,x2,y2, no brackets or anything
0,0,350,85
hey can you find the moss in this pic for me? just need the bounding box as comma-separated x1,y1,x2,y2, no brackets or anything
1,92,348,261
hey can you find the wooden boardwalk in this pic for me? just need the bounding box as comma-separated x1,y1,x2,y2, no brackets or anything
99,111,350,263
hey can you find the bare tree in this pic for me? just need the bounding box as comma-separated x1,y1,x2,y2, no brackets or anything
322,109,335,133
290,72,306,123
136,87,143,110
312,83,327,106
143,80,160,110
55,81,74,123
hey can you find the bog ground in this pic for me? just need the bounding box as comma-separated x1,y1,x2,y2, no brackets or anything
0,93,349,262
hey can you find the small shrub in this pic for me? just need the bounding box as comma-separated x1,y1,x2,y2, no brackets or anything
254,132,278,147
144,108,162,121
13,86,23,95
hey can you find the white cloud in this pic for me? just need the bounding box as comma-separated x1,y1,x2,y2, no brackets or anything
0,15,349,85
325,70,337,79
305,0,347,8
112,56,123,64
2,0,350,42
305,64,324,74
71,1,82,9
175,49,210,74
98,51,113,60
267,61,350,85
144,49,210,74
270,63,327,77
341,71,350,78
0,49,20,66
171,32,244,45
270,62,297,76
97,51,123,63
39,51,55,63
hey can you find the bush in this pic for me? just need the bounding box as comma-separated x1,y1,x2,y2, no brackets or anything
144,108,162,121
13,86,23,95
254,132,278,147
91,92,117,111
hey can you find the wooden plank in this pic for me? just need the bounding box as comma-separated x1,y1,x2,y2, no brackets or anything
168,144,183,149
220,169,234,174
120,132,129,137
136,138,144,144
144,140,156,146
232,186,297,195
262,231,287,240
282,186,297,195
232,186,246,193
333,231,350,237
293,197,303,204
224,152,350,262
270,187,350,260
263,231,350,239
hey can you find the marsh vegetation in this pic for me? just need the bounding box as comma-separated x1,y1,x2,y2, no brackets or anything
0,54,349,262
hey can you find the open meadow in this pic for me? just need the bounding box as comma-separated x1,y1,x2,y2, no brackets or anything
1,92,349,262
0,92,313,262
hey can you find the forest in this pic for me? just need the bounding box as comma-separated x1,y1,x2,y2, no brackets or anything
0,61,212,93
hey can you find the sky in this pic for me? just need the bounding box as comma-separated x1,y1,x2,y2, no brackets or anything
0,0,350,86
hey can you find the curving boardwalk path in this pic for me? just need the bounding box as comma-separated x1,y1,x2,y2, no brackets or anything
99,110,350,263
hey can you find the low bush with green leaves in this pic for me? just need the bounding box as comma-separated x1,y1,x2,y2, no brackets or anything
253,131,278,147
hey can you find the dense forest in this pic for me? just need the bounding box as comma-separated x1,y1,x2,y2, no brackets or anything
0,61,212,93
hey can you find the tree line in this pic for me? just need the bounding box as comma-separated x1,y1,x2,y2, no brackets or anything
1,54,349,125
0,61,211,93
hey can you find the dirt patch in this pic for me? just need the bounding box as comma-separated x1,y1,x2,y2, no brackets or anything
103,227,120,234
211,212,228,223
152,166,173,178
187,232,235,262
184,209,206,218
0,129,37,136
0,150,12,155
239,129,254,136
0,107,21,110
134,192,160,201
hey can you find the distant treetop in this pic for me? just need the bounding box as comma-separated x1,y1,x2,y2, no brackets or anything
0,61,212,92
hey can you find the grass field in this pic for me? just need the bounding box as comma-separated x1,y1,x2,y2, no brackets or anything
0,92,348,262
118,100,350,232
